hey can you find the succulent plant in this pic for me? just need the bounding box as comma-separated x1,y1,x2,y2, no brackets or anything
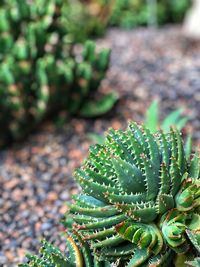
0,1,116,146
20,123,199,266
64,0,114,42
109,0,190,28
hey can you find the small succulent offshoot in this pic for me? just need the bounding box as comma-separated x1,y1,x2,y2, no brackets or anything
20,123,200,266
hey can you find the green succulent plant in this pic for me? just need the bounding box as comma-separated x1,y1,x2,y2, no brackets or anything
109,0,191,28
20,123,199,266
64,0,113,42
0,0,117,146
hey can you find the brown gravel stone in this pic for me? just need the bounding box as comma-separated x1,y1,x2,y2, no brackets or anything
46,192,58,202
16,248,26,261
68,149,83,160
12,188,23,202
4,251,14,262
59,204,69,215
5,179,18,190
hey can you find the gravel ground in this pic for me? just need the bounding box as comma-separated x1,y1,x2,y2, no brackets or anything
1,26,200,266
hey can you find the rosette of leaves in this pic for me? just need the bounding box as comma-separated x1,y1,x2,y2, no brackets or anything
63,122,199,266
0,1,116,146
20,123,200,266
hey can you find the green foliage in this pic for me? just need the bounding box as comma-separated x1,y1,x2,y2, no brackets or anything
110,0,149,28
19,240,70,267
88,100,190,146
109,0,191,28
186,229,200,253
64,0,113,42
87,132,105,145
19,237,110,267
145,100,159,133
187,257,200,267
145,100,189,133
185,134,193,160
80,92,118,118
0,1,117,146
21,123,200,266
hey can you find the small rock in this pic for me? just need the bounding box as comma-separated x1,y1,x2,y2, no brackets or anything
47,192,58,202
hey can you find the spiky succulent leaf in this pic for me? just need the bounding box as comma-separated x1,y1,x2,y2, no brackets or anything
19,235,111,267
79,92,118,118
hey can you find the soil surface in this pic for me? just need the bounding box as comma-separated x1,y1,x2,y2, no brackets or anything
1,26,200,266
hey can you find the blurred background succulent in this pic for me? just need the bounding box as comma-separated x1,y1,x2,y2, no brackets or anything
21,123,200,266
64,0,114,42
0,0,117,147
109,0,191,28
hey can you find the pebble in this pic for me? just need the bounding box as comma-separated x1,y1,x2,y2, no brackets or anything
47,192,58,202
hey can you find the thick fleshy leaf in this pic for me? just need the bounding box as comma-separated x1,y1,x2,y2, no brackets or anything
79,92,118,118
112,158,145,194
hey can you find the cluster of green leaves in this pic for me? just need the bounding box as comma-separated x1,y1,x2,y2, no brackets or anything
56,0,191,35
64,0,113,43
109,0,191,29
145,100,193,159
0,0,117,146
20,123,200,266
19,237,108,267
88,100,190,148
145,100,189,133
